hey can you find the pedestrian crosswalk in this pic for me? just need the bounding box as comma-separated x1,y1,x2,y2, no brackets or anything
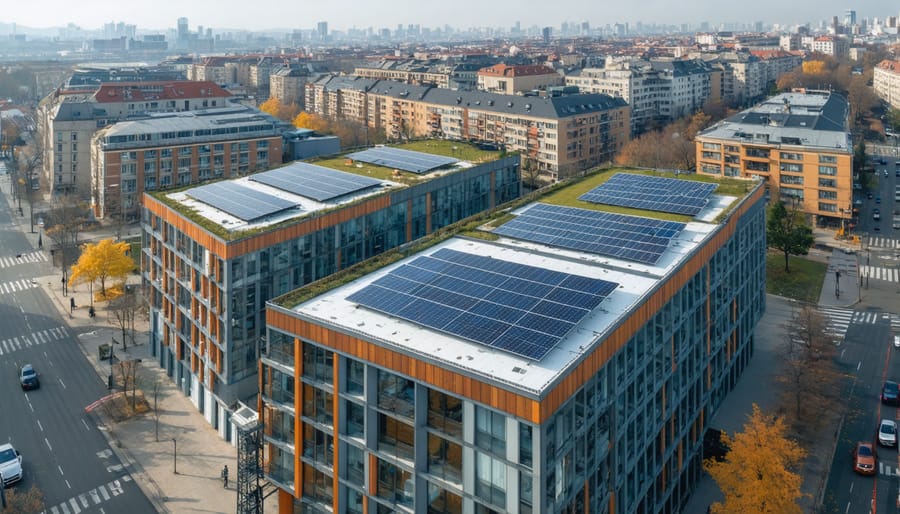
868,237,900,250
880,461,900,477
860,265,900,283
41,475,132,514
0,327,69,356
818,306,879,340
0,278,38,294
0,250,47,268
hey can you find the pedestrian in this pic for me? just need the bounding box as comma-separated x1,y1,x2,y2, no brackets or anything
89,306,95,318
222,465,229,488
70,297,75,313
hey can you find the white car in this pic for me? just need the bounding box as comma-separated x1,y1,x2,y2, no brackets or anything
879,419,898,447
894,335,900,348
0,443,22,486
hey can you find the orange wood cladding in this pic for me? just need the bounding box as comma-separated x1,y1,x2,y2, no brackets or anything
143,193,394,260
268,186,764,424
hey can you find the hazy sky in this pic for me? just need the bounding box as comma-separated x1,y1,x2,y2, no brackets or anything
3,1,899,32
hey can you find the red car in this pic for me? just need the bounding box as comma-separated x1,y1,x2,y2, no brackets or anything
852,442,877,475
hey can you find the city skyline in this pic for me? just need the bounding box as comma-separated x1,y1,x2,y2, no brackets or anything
2,1,897,33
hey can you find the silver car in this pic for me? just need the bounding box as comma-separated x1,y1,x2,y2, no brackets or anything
879,419,897,447
0,443,23,486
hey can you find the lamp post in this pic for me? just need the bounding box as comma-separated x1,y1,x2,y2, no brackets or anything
172,438,178,474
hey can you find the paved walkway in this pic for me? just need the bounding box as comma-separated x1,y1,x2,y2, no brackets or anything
1,176,258,514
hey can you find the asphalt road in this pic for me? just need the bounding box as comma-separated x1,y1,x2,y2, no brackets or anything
0,176,154,513
822,154,900,513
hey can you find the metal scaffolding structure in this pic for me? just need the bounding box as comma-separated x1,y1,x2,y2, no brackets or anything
233,404,264,514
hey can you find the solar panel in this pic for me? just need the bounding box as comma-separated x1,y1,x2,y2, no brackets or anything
186,182,297,222
347,147,459,174
249,162,382,202
493,203,685,265
579,173,717,216
347,248,618,361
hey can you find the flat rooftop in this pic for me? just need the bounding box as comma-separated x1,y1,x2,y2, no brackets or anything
155,141,501,238
698,91,851,152
282,170,758,397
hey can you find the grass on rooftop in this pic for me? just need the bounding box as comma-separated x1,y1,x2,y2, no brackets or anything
539,167,754,222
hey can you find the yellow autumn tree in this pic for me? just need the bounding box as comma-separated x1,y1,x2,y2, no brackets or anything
704,404,807,514
259,97,300,121
801,60,826,75
69,239,134,301
259,97,282,117
292,111,329,132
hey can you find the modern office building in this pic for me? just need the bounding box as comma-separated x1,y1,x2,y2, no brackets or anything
91,106,288,221
141,144,522,440
694,90,852,224
261,170,766,513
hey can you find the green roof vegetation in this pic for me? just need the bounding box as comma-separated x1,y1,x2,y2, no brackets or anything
273,166,759,310
149,141,505,241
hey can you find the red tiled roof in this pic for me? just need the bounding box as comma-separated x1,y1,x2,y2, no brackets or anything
93,81,232,103
477,63,558,77
877,59,900,72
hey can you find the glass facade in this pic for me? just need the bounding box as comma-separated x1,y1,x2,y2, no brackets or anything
142,154,522,440
259,185,765,513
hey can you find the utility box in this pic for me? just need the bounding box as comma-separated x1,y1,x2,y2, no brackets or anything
99,344,111,360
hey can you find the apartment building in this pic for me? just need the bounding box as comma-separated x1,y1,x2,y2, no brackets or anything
476,64,564,94
140,144,523,440
354,60,454,89
695,90,852,223
811,36,850,59
874,59,900,109
261,170,766,514
37,81,233,196
270,66,322,107
90,106,287,220
306,76,630,181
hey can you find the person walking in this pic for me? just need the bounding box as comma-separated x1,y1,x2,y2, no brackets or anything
70,297,75,313
222,465,229,488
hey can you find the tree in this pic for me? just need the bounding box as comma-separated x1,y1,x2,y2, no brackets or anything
292,111,329,132
259,97,300,122
2,483,45,513
705,404,807,514
853,139,867,176
109,287,141,351
846,75,878,123
69,239,134,302
776,304,840,436
766,201,814,272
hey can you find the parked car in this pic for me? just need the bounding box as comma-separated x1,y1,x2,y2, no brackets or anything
868,191,874,199
876,196,882,204
0,443,22,486
895,335,900,348
882,380,900,405
19,364,39,390
879,419,898,447
852,441,877,475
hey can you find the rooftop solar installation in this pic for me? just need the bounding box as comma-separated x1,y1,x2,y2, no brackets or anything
249,162,382,202
347,248,618,361
186,182,297,222
347,147,459,174
579,173,718,216
493,203,685,265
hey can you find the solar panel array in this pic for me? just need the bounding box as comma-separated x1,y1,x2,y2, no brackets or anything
494,203,685,265
249,162,382,202
347,147,459,174
347,248,618,361
579,173,717,216
186,182,297,222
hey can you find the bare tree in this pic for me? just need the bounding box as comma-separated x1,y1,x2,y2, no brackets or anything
43,192,90,273
776,304,841,438
115,359,139,411
108,287,140,351
2,483,45,513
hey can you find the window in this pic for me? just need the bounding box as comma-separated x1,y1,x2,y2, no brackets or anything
475,406,506,455
780,174,803,185
818,165,837,175
780,152,802,160
302,344,333,383
702,142,721,150
428,389,462,438
818,202,837,212
819,155,837,164
701,163,721,174
819,178,836,188
818,190,837,200
475,452,506,508
780,163,802,172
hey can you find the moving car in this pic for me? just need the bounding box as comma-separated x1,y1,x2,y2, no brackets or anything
19,364,39,390
852,442,877,475
0,443,22,486
895,335,900,348
882,380,900,405
879,419,898,447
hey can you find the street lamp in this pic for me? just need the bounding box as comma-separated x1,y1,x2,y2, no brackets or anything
172,438,178,474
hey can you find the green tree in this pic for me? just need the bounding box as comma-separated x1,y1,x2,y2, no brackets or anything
705,404,807,514
69,239,134,302
767,201,814,272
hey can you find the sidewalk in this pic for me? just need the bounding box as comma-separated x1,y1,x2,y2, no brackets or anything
3,178,242,514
